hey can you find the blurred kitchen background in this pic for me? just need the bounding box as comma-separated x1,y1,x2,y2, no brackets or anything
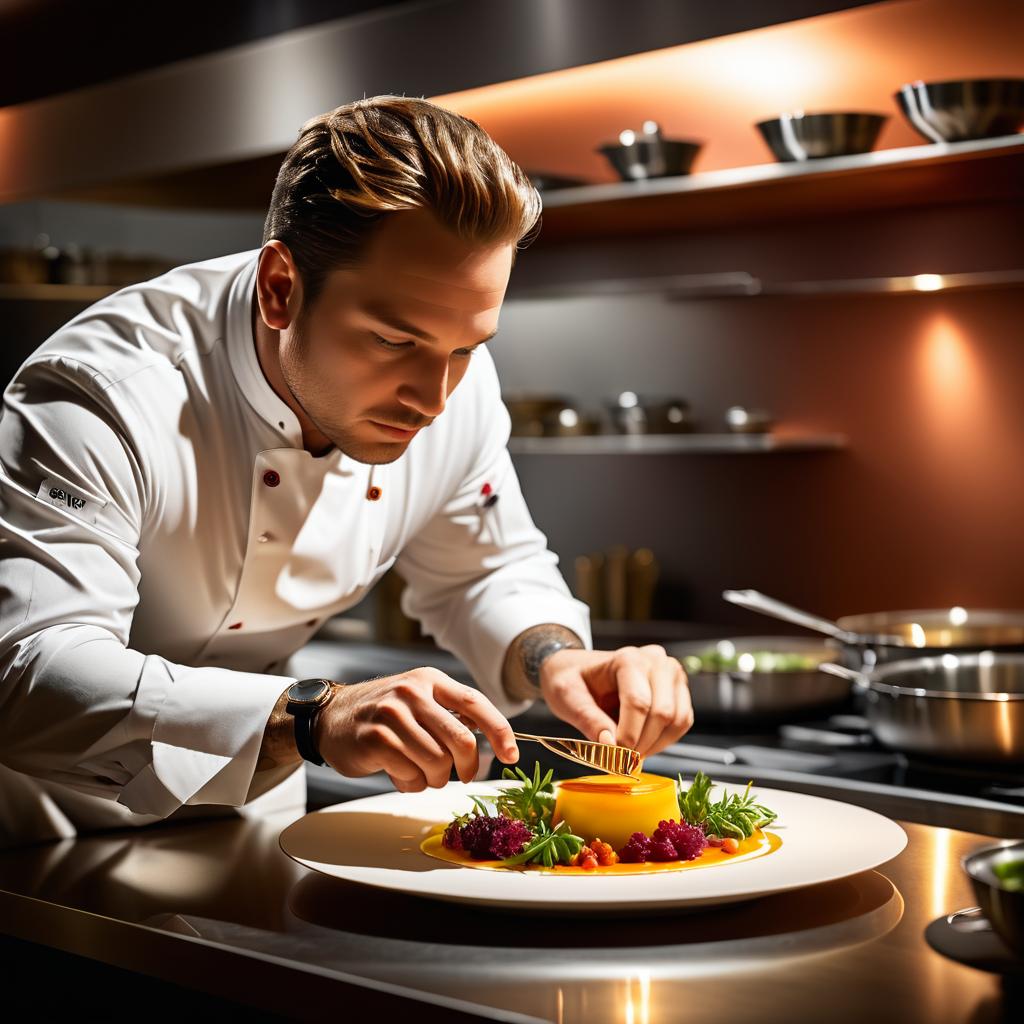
2,0,1023,653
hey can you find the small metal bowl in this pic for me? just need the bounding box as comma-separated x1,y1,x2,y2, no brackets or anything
962,839,1024,957
597,125,702,181
756,112,887,162
896,78,1024,144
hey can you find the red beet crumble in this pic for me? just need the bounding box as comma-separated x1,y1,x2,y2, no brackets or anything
448,814,533,859
441,820,464,851
653,819,708,861
617,820,708,864
618,831,653,863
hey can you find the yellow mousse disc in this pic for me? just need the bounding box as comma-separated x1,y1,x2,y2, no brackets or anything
551,772,681,850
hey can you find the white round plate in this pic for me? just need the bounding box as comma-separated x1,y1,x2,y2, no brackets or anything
279,780,907,914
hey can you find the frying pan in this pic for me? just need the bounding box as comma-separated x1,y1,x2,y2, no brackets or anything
724,590,1024,668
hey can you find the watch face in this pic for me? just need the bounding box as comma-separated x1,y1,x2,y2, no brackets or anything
289,678,331,704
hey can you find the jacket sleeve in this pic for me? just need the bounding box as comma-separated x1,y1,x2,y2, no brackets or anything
0,356,295,819
394,351,592,719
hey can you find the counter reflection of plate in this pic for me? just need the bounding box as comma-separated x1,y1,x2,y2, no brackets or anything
279,780,907,915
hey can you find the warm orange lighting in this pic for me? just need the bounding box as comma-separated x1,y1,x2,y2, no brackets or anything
930,828,953,919
913,313,992,467
431,0,1024,179
918,314,980,408
623,973,651,1024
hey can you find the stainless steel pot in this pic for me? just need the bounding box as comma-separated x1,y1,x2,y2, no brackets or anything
821,654,1024,764
668,635,847,720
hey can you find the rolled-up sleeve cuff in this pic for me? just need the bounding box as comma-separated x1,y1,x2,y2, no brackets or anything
463,593,593,719
116,666,293,817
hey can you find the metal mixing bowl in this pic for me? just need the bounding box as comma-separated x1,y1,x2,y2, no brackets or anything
597,134,701,181
962,839,1024,957
896,78,1024,143
756,112,887,162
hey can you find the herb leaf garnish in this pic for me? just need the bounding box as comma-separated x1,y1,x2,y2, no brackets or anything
677,770,778,840
500,819,585,868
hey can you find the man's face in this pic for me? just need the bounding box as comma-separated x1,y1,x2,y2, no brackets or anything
275,208,513,464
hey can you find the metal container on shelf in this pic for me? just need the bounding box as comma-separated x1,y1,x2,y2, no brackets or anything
605,392,694,434
755,112,887,162
597,121,702,181
541,403,601,437
896,78,1024,143
725,406,774,434
0,246,48,285
503,394,573,437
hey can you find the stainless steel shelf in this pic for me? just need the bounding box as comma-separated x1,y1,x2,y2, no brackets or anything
507,432,847,454
535,133,1024,241
543,134,1024,209
510,268,1024,301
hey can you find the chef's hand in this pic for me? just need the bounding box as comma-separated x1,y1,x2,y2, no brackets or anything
539,645,693,758
314,669,520,792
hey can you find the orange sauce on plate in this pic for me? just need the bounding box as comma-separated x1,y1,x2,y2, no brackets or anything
420,826,781,874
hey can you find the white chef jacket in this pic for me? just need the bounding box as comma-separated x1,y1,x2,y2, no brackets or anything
0,247,592,847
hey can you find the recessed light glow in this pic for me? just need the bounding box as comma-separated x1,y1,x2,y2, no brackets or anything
913,274,944,292
949,606,968,626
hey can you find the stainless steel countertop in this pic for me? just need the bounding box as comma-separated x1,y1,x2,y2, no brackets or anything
1,800,1021,1022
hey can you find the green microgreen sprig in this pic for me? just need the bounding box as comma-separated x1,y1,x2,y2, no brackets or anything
465,761,556,829
677,770,778,840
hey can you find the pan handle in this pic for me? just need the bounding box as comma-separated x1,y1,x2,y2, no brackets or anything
819,661,869,692
722,589,861,644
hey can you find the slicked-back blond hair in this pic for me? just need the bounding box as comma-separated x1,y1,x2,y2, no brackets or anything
263,95,543,310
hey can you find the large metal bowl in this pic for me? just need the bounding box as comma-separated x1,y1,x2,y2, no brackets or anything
669,635,847,720
962,839,1024,957
896,78,1024,143
755,112,887,162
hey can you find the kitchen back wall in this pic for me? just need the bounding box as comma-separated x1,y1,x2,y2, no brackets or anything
494,199,1024,626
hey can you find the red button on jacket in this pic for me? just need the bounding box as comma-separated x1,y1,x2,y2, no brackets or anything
263,470,280,487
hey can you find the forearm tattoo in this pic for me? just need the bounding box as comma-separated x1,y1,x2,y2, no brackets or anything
502,623,584,701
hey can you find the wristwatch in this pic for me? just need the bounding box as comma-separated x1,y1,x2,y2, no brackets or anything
285,678,335,766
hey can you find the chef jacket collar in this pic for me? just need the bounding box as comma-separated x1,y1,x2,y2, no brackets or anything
227,250,345,465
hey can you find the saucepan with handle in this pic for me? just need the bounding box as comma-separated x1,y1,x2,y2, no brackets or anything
723,589,1024,670
819,653,1024,764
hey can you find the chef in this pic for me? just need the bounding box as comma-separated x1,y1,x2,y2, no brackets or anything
0,96,692,847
